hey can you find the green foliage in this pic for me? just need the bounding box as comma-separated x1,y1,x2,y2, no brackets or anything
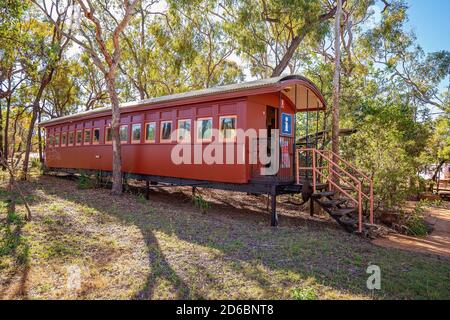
7,209,23,224
0,211,29,265
401,202,429,237
342,101,431,209
192,194,211,214
30,157,44,174
77,172,95,190
292,287,317,300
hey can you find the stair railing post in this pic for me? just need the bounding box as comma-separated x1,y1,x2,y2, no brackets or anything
358,181,363,233
327,154,332,192
370,181,374,224
296,149,300,184
312,149,316,193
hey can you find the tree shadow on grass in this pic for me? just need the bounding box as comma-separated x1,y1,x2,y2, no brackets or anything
28,175,450,300
131,226,196,299
0,217,30,299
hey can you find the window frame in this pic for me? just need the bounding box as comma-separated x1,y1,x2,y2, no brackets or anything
119,124,129,144
196,117,213,143
68,131,75,146
92,128,100,145
61,132,67,147
105,126,112,144
177,119,191,143
48,135,54,148
219,115,237,142
131,123,142,144
160,120,173,143
144,122,156,143
84,128,92,145
76,130,83,146
54,133,60,147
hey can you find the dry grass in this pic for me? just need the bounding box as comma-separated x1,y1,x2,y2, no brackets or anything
0,173,449,300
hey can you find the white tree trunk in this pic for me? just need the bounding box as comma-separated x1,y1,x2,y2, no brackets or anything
106,72,123,195
332,0,342,158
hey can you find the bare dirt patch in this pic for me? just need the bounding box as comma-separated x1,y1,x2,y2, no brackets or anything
373,204,450,259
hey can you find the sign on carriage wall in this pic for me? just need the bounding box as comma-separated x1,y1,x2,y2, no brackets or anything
281,113,293,136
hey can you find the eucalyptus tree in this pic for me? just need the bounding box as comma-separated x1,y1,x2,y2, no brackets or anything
36,0,139,195
209,0,348,78
77,52,109,110
359,0,450,113
42,60,81,118
118,0,243,103
0,0,29,163
20,1,73,179
331,0,342,161
167,0,243,89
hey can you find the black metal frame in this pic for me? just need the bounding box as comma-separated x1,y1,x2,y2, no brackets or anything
45,166,306,227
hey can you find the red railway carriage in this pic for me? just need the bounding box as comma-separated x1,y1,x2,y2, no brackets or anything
40,75,326,226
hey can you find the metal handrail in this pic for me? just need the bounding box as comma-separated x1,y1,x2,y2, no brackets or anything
321,150,374,223
296,148,374,231
314,148,373,225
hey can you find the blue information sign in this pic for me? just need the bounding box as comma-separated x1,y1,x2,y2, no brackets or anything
281,113,293,136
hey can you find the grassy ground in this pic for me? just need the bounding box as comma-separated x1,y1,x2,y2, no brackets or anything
0,173,449,300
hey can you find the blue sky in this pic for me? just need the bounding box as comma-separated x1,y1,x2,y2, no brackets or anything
407,0,450,53
406,0,450,98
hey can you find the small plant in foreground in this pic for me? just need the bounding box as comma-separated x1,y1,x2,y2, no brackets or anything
401,202,429,237
419,198,444,208
192,195,210,214
77,172,94,190
30,157,44,174
292,287,317,300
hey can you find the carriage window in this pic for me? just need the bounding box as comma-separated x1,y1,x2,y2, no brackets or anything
219,116,237,141
84,129,91,144
131,124,141,143
76,130,82,145
177,119,191,143
105,127,112,143
120,125,129,143
48,135,54,147
93,128,100,144
197,118,212,142
69,132,74,145
61,132,67,146
55,134,60,147
160,121,172,142
145,122,156,142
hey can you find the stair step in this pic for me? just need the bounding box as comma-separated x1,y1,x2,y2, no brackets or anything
339,216,358,227
315,183,328,191
317,198,347,208
329,208,356,217
311,191,335,198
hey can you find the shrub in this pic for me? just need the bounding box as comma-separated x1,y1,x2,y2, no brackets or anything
30,157,44,174
292,287,317,300
401,202,429,237
77,172,94,189
192,195,210,214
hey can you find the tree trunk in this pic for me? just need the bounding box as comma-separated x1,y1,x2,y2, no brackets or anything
0,99,3,163
4,93,11,164
331,0,342,161
38,108,43,163
22,68,54,179
106,73,123,195
21,104,39,179
432,160,446,182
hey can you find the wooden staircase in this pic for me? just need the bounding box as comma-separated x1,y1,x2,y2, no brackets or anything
296,148,374,234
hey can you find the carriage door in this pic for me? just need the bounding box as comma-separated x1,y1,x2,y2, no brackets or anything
266,106,278,164
278,111,294,182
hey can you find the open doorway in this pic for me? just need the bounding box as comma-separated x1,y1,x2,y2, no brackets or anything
265,106,278,167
